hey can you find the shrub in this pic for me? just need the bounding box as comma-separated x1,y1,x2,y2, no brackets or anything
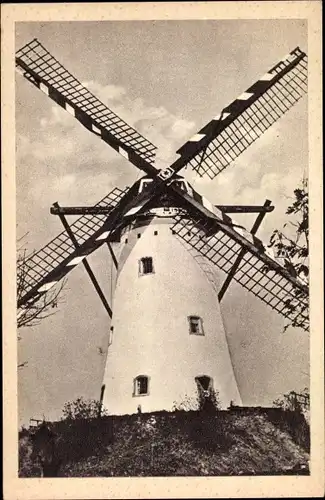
61,397,109,420
173,388,221,414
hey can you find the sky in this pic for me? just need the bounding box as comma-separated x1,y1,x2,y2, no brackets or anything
15,20,309,426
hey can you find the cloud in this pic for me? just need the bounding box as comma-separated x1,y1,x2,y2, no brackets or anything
26,79,196,167
170,118,195,140
83,81,127,101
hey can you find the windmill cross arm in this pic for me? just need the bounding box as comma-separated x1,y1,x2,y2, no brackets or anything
16,39,309,327
17,39,306,187
173,47,307,180
16,39,158,178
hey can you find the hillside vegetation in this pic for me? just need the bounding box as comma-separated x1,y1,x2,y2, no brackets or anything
19,408,309,477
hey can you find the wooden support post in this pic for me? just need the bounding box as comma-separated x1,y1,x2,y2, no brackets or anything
106,242,118,270
53,202,113,318
218,200,272,302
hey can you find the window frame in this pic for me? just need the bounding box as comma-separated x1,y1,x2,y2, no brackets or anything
195,375,213,397
133,375,150,397
188,315,205,336
139,256,154,276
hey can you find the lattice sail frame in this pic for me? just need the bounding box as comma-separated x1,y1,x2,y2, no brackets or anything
176,47,307,179
16,40,309,329
16,39,157,175
171,215,309,330
17,186,129,303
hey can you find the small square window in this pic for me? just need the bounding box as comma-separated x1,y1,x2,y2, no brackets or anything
154,231,158,236
188,316,204,335
137,233,141,239
139,257,154,275
133,376,149,396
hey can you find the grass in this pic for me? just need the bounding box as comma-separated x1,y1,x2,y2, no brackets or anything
19,408,310,477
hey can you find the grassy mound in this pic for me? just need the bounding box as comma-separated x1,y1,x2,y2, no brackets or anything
19,409,309,477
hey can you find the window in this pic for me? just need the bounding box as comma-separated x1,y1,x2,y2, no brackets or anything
133,375,149,396
188,316,204,335
108,326,113,345
137,233,141,239
154,230,158,236
195,376,214,402
195,376,212,391
139,257,154,275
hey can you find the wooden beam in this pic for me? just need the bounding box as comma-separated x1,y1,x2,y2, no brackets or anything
218,200,272,302
106,242,118,270
53,202,113,318
216,204,274,214
50,205,113,215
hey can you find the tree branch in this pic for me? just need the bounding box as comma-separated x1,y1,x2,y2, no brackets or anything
17,244,67,330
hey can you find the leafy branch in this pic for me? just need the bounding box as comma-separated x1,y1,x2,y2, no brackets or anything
267,180,309,331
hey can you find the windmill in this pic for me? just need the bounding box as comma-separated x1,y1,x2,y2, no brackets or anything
16,39,308,414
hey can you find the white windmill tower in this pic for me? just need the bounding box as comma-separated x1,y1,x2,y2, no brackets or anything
101,177,242,414
16,40,308,415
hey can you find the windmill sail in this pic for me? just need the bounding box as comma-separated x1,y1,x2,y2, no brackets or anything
171,214,308,330
176,47,307,179
17,180,165,308
16,40,309,331
17,186,129,308
16,39,157,176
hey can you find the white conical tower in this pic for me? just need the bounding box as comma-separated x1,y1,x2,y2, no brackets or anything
101,178,242,415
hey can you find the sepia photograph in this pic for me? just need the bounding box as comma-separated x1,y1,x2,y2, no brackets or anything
2,2,323,499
